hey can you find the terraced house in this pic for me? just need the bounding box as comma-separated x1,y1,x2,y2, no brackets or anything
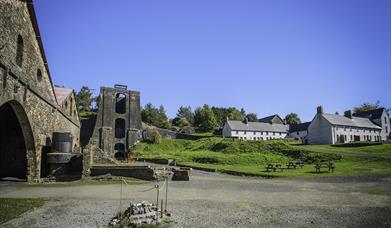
308,106,382,145
222,118,289,140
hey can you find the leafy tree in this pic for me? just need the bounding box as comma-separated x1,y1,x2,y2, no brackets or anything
194,104,218,132
246,113,258,122
354,101,390,116
354,101,381,113
284,113,301,125
211,107,244,128
177,117,191,128
172,106,194,127
141,103,170,129
76,86,93,112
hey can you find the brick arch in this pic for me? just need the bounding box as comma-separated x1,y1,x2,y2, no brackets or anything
0,100,35,180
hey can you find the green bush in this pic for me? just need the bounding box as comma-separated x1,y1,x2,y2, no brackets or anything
150,130,162,144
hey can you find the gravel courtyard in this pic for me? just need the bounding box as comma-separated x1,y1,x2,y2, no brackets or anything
1,171,391,228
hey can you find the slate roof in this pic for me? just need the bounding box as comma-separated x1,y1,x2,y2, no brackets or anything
54,86,73,105
258,114,284,124
353,108,385,120
322,113,381,129
227,120,289,133
289,122,311,132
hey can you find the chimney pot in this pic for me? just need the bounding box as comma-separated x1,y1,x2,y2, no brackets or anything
344,110,353,119
317,106,324,115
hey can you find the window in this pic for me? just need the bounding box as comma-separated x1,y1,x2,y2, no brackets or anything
266,132,269,135
37,69,42,81
297,132,299,135
350,135,353,141
244,131,247,135
235,131,238,134
273,132,275,136
385,117,388,124
386,126,388,134
253,132,256,135
279,132,282,136
344,127,346,131
16,35,24,67
350,127,352,132
114,143,126,160
115,118,126,138
115,93,126,114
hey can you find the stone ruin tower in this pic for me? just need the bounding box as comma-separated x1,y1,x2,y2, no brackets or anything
89,85,142,160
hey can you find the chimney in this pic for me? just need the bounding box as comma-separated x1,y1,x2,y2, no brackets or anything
243,117,248,125
317,106,324,115
344,110,353,119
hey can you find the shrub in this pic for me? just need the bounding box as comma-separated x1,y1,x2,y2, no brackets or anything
150,130,162,144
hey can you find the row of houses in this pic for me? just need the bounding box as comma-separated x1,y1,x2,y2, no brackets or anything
222,106,390,145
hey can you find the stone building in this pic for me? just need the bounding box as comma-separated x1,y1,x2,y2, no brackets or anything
0,0,80,181
258,114,285,125
222,118,289,140
353,108,390,141
88,85,142,161
307,106,381,145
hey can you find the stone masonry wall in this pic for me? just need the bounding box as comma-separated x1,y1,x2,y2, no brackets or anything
0,0,80,181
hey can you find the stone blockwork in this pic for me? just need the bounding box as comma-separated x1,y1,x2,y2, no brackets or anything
88,85,142,162
0,0,80,181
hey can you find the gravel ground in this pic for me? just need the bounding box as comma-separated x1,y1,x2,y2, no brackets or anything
1,171,391,228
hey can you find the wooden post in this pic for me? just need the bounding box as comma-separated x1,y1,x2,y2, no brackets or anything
161,199,164,218
165,176,168,213
156,184,159,227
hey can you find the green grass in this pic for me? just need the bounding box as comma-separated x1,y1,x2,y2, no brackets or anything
295,143,391,155
130,138,391,178
28,176,146,187
0,198,44,224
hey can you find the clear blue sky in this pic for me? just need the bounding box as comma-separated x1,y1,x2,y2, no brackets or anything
34,0,391,121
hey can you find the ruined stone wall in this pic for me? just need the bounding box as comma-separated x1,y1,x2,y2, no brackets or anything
89,86,142,162
0,0,80,181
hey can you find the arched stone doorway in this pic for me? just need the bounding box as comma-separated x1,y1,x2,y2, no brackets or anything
0,101,35,180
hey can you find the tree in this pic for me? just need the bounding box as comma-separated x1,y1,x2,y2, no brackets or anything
354,101,381,113
246,113,258,122
194,104,218,132
284,113,301,125
76,86,93,112
141,103,170,129
176,117,191,128
172,106,194,127
211,106,245,128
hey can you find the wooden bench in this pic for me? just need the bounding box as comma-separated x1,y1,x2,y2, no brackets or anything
315,162,335,173
286,160,305,169
265,163,284,172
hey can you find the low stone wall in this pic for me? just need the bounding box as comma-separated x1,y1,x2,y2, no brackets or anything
90,165,157,181
142,128,206,141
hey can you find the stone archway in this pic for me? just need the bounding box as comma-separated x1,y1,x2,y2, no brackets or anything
0,101,35,180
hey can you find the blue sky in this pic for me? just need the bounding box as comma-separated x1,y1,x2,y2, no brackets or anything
34,0,391,121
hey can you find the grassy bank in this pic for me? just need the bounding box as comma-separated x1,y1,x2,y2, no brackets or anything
0,198,44,224
295,143,391,155
131,138,391,178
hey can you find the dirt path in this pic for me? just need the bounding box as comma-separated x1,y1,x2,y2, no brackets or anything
1,172,391,227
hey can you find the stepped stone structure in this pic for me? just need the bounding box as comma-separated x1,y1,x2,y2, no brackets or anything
0,0,80,181
88,85,142,161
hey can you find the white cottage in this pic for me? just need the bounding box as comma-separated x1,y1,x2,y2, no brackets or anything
353,108,390,141
222,119,289,140
308,106,382,145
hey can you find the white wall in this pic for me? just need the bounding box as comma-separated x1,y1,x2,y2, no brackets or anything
308,114,333,144
332,125,381,143
229,130,287,140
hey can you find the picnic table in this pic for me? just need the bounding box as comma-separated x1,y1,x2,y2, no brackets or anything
286,160,305,169
315,161,335,173
265,163,284,172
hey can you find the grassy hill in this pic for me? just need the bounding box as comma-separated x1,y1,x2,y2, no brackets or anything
131,138,391,178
